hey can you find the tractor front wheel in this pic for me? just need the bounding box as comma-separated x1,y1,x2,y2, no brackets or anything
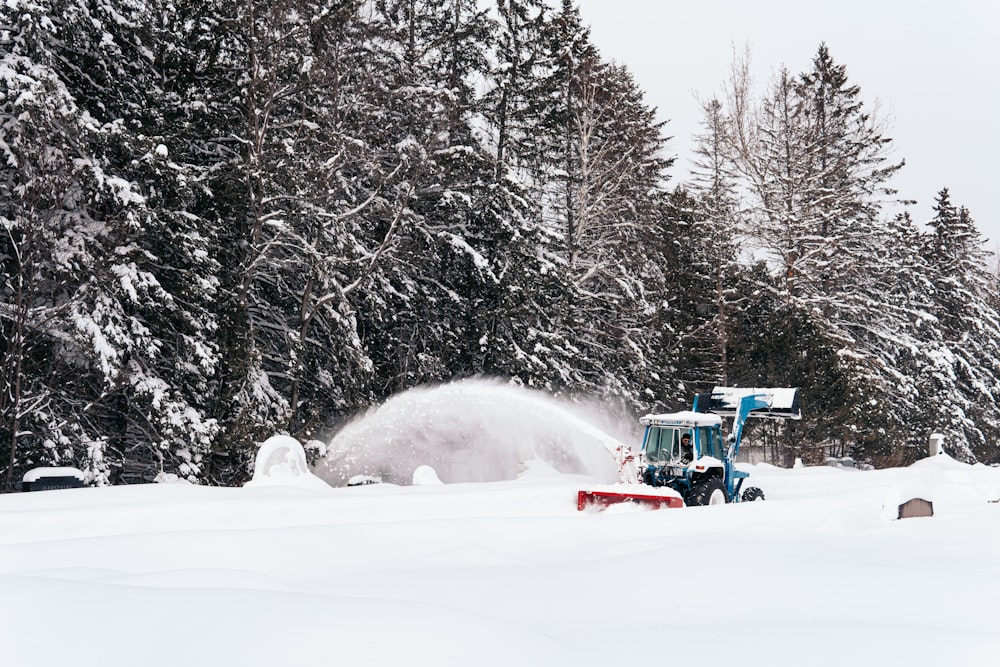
686,478,728,506
741,486,765,502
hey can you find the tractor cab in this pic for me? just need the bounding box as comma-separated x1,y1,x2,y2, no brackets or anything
639,412,725,499
641,414,724,464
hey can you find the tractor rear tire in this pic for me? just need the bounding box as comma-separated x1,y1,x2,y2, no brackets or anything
741,486,765,502
686,478,728,506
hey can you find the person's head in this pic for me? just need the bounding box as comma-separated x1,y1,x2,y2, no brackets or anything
681,433,690,444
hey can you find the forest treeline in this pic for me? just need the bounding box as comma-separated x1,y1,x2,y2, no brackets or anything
2,0,998,490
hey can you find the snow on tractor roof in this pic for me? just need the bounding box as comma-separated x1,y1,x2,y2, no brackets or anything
640,410,722,427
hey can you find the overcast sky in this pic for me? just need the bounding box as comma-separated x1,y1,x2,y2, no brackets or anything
575,0,1000,253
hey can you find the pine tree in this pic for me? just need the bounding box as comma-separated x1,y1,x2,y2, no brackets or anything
476,0,580,389
724,265,856,464
207,0,435,479
922,190,1000,461
349,0,491,393
488,0,548,183
718,44,929,462
0,0,176,487
0,24,98,488
522,2,673,403
683,96,743,389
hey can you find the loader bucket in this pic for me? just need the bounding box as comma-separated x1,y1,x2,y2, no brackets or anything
702,387,801,420
577,487,684,511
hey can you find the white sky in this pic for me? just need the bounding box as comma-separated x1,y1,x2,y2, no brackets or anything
575,0,1000,252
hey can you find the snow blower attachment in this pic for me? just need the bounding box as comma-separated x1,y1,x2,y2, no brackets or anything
578,387,801,511
576,435,685,510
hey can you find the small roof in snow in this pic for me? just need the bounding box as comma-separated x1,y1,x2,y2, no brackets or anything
640,411,722,427
22,466,85,483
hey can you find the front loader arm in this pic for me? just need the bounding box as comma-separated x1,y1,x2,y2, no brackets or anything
700,387,802,456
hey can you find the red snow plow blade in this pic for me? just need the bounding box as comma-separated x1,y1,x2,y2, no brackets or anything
577,488,684,511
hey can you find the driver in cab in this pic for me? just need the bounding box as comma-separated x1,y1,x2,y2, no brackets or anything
680,433,693,464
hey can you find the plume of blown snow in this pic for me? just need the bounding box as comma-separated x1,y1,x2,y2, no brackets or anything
313,378,629,486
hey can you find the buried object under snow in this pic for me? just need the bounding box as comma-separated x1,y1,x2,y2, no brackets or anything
578,387,800,511
245,435,331,489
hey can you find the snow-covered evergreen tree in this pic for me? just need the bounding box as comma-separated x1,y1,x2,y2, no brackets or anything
0,0,212,487
921,190,1000,462
0,7,108,488
229,0,379,437
679,96,744,391
519,2,674,404
722,44,931,460
7,2,1000,486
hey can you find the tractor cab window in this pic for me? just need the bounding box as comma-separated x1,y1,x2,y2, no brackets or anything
643,427,687,464
697,426,724,459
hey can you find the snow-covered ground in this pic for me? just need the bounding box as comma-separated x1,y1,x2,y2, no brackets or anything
3,383,1000,665
4,454,999,665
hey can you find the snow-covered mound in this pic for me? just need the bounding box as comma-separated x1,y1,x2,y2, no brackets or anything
412,464,443,485
313,378,632,486
245,435,331,490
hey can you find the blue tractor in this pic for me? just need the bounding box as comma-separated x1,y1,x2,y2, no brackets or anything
639,387,801,506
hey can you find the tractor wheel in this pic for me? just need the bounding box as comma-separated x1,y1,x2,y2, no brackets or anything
686,478,728,506
741,486,765,502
